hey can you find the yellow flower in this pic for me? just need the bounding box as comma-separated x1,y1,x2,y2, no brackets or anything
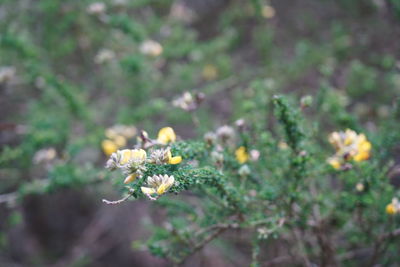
106,125,137,139
386,198,400,215
278,141,289,150
119,149,147,165
139,40,163,57
261,5,275,18
202,64,218,81
141,174,175,199
103,125,137,155
157,127,176,144
386,203,396,215
355,183,365,192
113,135,127,147
235,146,249,164
102,140,118,156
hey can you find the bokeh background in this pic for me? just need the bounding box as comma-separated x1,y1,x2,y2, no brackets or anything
1,0,400,266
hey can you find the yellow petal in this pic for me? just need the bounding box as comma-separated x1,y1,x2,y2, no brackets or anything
157,184,169,195
131,149,147,161
124,174,137,184
114,135,127,147
166,150,172,160
344,129,357,145
359,141,371,152
328,132,340,145
141,187,156,195
353,151,370,162
157,127,176,144
120,149,132,165
358,133,367,143
169,156,182,164
105,129,117,139
102,140,118,156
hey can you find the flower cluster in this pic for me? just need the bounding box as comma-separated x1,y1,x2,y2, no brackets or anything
327,129,372,170
101,125,137,156
105,127,182,200
106,148,148,183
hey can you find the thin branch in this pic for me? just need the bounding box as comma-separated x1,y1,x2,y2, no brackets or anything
102,191,135,205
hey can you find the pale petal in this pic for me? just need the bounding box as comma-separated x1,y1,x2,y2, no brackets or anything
141,187,156,195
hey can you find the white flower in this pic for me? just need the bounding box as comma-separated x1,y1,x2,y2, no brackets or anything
148,148,182,165
0,66,16,83
173,92,194,111
106,149,147,182
33,148,56,164
95,49,115,64
169,1,195,23
238,164,251,177
139,40,163,57
87,2,106,15
141,174,175,200
250,149,260,161
204,132,217,146
172,91,204,111
216,125,235,145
